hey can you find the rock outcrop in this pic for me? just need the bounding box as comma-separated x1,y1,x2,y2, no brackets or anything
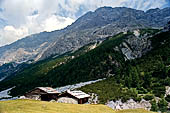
116,30,153,60
165,86,170,97
107,99,151,110
107,86,170,111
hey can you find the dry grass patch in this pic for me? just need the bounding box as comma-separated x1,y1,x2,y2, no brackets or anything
0,100,155,113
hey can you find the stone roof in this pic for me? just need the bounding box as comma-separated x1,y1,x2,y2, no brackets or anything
67,90,90,99
37,87,59,94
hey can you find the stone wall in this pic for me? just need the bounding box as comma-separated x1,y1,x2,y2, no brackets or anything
57,97,78,104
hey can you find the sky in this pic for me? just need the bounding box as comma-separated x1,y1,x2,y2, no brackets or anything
0,0,170,47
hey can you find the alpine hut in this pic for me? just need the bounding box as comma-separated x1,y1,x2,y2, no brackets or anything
24,87,59,101
57,90,90,104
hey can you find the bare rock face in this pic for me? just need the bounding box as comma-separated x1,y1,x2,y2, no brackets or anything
0,32,59,66
0,7,170,66
118,30,152,60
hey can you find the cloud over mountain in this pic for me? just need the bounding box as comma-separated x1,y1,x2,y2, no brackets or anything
0,0,169,47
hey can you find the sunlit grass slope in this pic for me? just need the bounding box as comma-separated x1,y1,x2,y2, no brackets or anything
0,100,155,113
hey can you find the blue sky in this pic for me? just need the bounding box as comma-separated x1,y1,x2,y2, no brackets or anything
0,0,170,47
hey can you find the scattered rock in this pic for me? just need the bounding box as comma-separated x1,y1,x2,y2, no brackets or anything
19,96,26,99
165,86,170,97
107,99,151,110
133,30,140,37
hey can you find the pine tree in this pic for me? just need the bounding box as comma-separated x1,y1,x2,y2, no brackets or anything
151,99,158,112
143,72,152,88
158,98,168,112
131,67,140,88
124,75,132,88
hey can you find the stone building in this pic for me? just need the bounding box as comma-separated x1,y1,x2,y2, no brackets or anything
57,90,90,104
24,87,59,101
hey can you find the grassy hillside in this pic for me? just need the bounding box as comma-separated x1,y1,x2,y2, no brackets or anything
0,100,154,113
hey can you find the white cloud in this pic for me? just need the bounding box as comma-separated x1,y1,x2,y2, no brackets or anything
121,0,168,10
0,14,74,46
0,0,169,47
43,15,74,32
4,26,28,37
0,26,28,46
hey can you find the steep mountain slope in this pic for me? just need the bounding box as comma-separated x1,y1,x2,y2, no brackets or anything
0,42,101,93
0,7,170,66
0,31,61,65
38,7,170,60
0,28,163,96
0,62,29,81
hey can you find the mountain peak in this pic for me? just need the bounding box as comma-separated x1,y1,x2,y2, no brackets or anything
95,6,113,12
146,8,160,13
0,7,170,66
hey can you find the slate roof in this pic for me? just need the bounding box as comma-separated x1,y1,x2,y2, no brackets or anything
67,90,90,99
37,87,59,94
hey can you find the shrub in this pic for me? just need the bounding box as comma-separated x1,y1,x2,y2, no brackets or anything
138,87,148,94
158,98,168,112
133,96,142,102
143,94,154,101
165,95,170,102
151,99,158,112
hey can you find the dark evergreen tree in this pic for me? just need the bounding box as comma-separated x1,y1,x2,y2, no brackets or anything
165,95,170,102
131,67,140,88
158,98,168,112
151,99,158,112
143,72,152,88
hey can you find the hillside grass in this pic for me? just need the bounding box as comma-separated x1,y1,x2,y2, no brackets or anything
0,100,154,113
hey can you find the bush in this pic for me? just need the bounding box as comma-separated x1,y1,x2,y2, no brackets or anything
143,94,154,101
133,96,142,102
138,87,148,94
151,99,158,112
165,95,170,102
158,98,168,112
153,86,166,97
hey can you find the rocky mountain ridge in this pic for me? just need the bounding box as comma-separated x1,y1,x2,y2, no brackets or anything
0,7,170,66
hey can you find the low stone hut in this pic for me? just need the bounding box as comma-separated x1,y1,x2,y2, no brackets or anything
25,87,59,101
57,90,90,104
